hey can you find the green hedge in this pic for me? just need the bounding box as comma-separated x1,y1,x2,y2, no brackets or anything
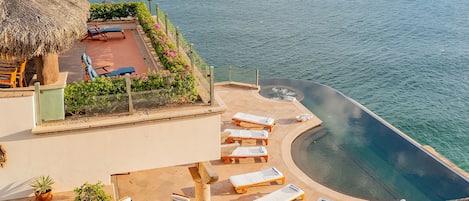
89,3,137,21
65,2,198,116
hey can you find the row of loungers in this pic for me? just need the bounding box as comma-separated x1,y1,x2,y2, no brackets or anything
222,112,274,164
225,113,305,200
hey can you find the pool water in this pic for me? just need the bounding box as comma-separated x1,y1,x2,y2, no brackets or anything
259,78,469,201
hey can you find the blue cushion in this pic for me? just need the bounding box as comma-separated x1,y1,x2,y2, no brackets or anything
102,27,123,33
105,67,135,77
86,64,99,81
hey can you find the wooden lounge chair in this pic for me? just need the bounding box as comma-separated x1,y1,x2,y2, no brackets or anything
0,67,17,88
81,25,126,41
15,59,27,87
81,53,136,81
221,146,268,164
229,167,285,194
232,112,276,132
0,56,26,88
224,128,269,145
254,184,305,201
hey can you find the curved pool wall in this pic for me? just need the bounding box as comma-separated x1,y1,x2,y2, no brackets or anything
259,78,469,201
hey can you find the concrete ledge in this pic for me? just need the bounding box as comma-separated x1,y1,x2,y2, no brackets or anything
32,103,227,135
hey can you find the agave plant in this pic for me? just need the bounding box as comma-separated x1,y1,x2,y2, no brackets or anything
31,175,54,194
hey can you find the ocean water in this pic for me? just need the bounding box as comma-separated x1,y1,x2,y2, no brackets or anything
90,0,469,172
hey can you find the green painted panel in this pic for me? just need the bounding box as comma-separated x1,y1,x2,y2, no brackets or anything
40,88,65,121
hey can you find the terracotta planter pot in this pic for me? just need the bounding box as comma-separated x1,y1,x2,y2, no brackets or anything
35,191,53,201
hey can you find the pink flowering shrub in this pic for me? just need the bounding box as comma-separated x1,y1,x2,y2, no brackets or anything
135,2,198,101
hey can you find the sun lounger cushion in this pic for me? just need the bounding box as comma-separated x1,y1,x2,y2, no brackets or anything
225,129,269,138
254,184,305,201
229,167,285,193
118,197,132,201
232,112,276,132
224,128,269,144
171,193,190,201
221,146,268,163
229,146,267,156
82,26,126,41
88,27,123,35
104,67,136,76
82,53,136,80
232,112,275,125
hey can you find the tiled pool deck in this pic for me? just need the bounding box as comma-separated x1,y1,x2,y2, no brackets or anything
108,83,366,201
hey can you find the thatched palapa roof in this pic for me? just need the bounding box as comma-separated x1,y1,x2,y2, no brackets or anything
0,0,89,58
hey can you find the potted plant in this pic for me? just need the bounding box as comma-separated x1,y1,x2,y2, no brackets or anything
74,181,111,201
30,175,54,201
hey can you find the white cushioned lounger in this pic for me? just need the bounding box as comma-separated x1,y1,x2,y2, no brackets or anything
254,184,305,201
224,128,269,145
232,112,276,132
171,193,190,201
221,146,268,164
229,167,285,194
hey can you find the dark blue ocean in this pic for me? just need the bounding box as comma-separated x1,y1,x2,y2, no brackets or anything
90,0,469,172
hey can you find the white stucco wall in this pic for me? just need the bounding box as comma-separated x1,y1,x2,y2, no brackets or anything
0,95,222,200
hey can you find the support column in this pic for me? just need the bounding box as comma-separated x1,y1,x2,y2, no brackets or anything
188,162,218,201
34,53,59,85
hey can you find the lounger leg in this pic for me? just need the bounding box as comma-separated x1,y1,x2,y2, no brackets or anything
236,187,248,194
221,157,231,164
121,31,126,39
264,139,269,145
226,137,234,143
299,193,305,200
280,177,286,184
263,156,268,162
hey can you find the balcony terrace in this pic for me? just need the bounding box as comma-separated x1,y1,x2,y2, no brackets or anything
0,14,224,200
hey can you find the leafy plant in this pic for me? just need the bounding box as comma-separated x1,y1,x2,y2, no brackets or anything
74,182,111,201
31,175,54,194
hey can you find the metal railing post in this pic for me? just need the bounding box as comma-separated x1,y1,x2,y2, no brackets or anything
256,69,259,86
176,27,180,51
155,3,159,23
164,14,169,36
210,66,214,106
34,82,42,126
147,0,152,13
189,43,194,68
125,74,134,114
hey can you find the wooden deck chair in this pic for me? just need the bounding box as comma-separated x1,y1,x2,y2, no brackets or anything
229,167,285,194
232,112,276,132
81,53,136,81
221,146,268,164
81,25,126,41
224,128,269,145
0,67,17,88
0,55,25,88
16,59,27,87
254,184,305,201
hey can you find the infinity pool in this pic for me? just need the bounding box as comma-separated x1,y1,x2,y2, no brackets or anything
259,78,469,201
